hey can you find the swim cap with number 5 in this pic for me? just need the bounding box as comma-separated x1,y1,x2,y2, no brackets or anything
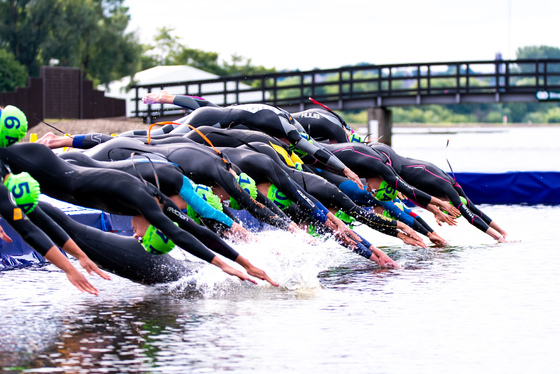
0,105,28,147
4,172,41,214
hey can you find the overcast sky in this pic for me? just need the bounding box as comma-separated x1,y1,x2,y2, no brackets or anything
123,0,560,71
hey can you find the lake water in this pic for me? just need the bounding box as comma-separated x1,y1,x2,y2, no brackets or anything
1,127,559,374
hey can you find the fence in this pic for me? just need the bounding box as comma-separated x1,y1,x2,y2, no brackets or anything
0,66,125,128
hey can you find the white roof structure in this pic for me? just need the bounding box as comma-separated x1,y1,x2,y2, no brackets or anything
100,65,267,117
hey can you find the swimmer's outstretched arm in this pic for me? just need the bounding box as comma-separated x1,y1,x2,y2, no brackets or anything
143,90,218,110
60,239,111,281
43,245,102,295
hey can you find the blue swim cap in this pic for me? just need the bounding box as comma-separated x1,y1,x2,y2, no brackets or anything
0,105,28,147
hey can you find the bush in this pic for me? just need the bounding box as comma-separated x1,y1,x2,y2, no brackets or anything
0,49,28,92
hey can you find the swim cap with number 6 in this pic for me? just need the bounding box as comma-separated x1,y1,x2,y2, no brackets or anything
0,105,28,147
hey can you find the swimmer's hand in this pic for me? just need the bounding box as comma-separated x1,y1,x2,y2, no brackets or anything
397,232,427,248
343,167,364,190
437,200,461,218
427,232,447,246
143,90,174,105
434,208,457,227
370,246,401,269
396,222,426,245
66,267,100,296
235,256,279,287
224,222,257,243
79,257,111,281
0,225,13,243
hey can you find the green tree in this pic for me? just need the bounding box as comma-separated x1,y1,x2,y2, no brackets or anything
0,48,28,92
0,0,142,85
516,45,560,60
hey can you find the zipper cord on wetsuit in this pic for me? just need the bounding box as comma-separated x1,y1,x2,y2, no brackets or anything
147,121,233,171
445,139,457,184
33,117,74,139
308,97,382,143
130,152,161,191
308,97,352,131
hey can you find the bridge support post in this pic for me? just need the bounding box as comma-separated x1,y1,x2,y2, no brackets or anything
367,107,392,146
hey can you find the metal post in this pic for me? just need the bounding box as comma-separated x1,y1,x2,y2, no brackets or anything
367,107,392,146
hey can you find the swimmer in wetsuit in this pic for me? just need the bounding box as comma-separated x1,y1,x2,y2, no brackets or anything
0,106,109,294
141,90,364,189
0,180,109,295
304,141,506,242
36,201,197,285
0,142,278,286
293,107,364,144
36,132,307,237
58,151,254,243
367,142,508,241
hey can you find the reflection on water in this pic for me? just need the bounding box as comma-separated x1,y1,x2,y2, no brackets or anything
1,204,559,373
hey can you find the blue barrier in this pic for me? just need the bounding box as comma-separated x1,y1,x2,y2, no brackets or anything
0,196,133,270
455,171,560,205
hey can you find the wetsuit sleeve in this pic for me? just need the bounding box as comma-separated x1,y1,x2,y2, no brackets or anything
377,200,431,236
72,134,114,149
173,95,218,110
290,134,347,172
179,176,233,227
0,185,55,256
158,194,240,262
214,168,292,230
345,205,401,237
25,205,71,247
371,163,433,208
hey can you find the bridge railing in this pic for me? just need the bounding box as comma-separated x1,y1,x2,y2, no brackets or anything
131,59,560,119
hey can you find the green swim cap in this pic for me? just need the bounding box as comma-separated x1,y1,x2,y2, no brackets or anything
4,172,41,214
267,184,294,210
348,132,363,143
230,173,257,210
335,210,355,227
186,183,223,223
442,196,468,217
0,105,28,147
142,224,176,255
374,181,398,202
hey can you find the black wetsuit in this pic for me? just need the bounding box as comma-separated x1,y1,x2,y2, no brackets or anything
293,108,352,144
81,137,293,230
232,142,402,237
368,143,495,233
0,143,240,264
0,182,54,256
58,151,234,234
38,201,194,284
164,103,349,174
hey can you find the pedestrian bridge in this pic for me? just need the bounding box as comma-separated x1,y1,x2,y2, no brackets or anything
132,59,560,145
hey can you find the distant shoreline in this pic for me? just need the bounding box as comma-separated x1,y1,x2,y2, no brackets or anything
23,116,560,143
